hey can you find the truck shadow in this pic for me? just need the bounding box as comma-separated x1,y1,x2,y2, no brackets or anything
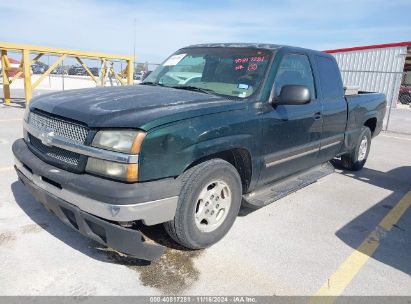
238,202,261,216
332,160,411,276
11,181,202,294
239,160,411,276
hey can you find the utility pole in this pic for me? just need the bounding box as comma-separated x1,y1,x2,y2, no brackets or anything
133,18,137,70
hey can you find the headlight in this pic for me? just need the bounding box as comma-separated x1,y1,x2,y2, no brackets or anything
86,158,138,182
92,130,146,154
88,130,145,182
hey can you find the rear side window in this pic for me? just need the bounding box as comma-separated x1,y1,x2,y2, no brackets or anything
273,54,316,99
315,56,344,99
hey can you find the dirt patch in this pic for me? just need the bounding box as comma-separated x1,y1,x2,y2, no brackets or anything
91,225,202,294
20,223,49,234
103,247,201,294
0,231,16,245
138,248,201,294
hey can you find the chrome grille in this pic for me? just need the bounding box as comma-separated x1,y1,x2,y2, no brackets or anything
29,134,81,166
27,111,88,170
28,111,88,143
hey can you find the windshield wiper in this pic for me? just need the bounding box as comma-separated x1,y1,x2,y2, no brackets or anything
140,81,164,86
142,83,217,96
169,85,216,95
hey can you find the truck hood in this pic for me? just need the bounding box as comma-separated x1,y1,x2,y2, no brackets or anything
30,85,245,130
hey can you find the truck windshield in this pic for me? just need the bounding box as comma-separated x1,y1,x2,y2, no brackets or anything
142,47,272,98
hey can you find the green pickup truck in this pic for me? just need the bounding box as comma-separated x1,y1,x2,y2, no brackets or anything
13,43,386,260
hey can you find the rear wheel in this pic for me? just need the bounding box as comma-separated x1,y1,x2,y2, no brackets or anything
341,126,371,171
164,159,242,249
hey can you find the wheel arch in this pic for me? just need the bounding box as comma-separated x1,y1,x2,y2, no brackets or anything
185,148,253,194
364,117,377,135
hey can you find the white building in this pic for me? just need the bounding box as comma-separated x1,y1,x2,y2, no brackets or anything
325,42,411,107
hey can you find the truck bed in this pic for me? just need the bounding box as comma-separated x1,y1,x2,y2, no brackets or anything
341,91,386,155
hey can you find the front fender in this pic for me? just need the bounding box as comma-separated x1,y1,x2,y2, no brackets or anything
138,106,261,182
183,134,253,167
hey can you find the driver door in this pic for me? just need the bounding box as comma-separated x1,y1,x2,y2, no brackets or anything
258,53,323,186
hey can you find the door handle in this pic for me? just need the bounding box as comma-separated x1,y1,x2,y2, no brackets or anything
313,112,322,120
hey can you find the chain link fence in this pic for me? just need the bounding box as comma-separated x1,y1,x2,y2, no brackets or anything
388,71,411,134
398,72,411,105
340,70,411,135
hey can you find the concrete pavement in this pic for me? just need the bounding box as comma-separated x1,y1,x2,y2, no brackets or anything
0,103,410,296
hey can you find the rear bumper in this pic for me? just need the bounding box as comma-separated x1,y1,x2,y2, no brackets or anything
16,170,164,261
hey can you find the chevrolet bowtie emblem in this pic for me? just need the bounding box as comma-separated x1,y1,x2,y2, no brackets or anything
39,130,54,147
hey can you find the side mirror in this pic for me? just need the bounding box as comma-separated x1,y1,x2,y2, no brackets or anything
273,85,311,105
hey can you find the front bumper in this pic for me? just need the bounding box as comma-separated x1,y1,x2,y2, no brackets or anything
13,139,180,225
13,139,181,260
17,170,164,260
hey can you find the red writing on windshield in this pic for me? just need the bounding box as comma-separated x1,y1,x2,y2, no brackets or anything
248,64,258,71
250,56,265,62
235,57,249,64
234,56,265,63
234,56,266,71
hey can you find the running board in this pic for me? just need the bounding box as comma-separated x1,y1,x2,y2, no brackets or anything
243,162,334,207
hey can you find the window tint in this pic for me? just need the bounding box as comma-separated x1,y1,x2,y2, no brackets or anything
315,56,344,99
273,54,316,99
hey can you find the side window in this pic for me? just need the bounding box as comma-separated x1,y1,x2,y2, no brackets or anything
273,54,316,99
315,56,344,100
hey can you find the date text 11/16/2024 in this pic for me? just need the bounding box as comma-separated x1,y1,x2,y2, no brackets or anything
149,296,257,303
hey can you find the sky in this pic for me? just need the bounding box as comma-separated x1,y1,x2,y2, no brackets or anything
1,0,411,64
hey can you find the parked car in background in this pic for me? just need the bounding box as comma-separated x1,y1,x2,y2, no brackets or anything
399,86,411,104
134,71,152,81
68,66,86,76
133,73,142,80
51,66,68,75
68,66,99,76
89,67,99,77
31,62,49,75
31,66,44,74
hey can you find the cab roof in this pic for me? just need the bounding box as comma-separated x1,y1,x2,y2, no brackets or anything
183,43,329,57
185,43,284,50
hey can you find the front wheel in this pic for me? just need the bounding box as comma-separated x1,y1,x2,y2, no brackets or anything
341,126,372,171
164,159,242,249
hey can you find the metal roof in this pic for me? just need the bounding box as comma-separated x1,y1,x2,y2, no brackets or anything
324,41,411,53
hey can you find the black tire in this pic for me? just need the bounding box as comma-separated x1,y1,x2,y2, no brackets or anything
164,159,242,249
341,126,372,171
